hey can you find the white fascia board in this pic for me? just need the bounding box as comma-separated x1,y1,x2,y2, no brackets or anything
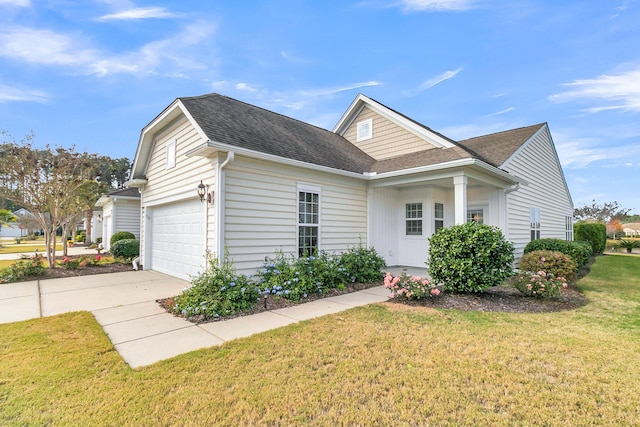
130,99,209,179
369,158,521,186
186,141,368,179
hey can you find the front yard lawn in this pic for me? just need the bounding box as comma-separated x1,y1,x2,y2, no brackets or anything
1,254,639,425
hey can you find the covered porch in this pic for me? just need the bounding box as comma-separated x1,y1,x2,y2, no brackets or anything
367,164,519,268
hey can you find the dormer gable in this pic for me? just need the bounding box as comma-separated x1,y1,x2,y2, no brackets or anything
333,94,455,160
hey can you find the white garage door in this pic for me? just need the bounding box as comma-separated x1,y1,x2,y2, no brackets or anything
148,199,205,280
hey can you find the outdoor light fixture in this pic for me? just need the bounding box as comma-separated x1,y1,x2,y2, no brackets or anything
197,180,207,202
197,180,214,204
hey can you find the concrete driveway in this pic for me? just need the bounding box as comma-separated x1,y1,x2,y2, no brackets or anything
0,270,390,368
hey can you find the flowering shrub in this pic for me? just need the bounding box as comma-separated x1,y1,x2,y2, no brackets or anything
513,270,568,300
384,272,441,300
173,254,260,320
0,255,46,284
257,246,386,301
60,256,80,270
518,250,577,282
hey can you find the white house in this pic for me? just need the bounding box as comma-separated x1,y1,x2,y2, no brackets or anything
95,187,141,250
127,93,574,280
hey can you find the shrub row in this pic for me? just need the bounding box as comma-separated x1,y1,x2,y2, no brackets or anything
524,238,592,267
173,245,386,320
0,255,46,284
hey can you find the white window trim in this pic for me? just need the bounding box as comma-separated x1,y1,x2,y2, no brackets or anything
530,207,541,241
166,139,176,169
467,207,485,224
405,201,423,236
297,183,321,257
356,118,373,142
565,215,573,241
434,202,444,233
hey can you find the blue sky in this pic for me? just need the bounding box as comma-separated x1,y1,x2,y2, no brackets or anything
1,0,639,214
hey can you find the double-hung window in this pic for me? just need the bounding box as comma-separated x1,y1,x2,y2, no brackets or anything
434,203,444,232
530,207,541,241
298,188,319,257
467,208,484,224
405,203,423,235
565,215,573,241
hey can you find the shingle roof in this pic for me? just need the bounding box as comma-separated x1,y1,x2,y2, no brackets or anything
180,94,376,174
178,93,543,176
107,187,140,198
457,124,545,167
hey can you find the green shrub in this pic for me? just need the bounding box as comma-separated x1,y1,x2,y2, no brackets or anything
428,222,515,294
617,239,640,254
110,231,135,248
523,238,592,268
518,250,578,282
173,255,260,319
513,271,568,300
338,244,386,284
574,222,606,254
111,239,139,261
257,246,386,301
0,255,46,284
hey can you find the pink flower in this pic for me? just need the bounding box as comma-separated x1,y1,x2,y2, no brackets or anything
540,257,546,262
421,279,429,286
562,283,568,288
430,288,440,296
96,255,102,261
62,257,70,263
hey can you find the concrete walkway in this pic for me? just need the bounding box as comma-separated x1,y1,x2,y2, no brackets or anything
0,270,392,368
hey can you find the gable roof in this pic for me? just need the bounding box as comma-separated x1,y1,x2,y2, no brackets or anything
457,123,545,167
333,94,456,149
180,94,376,174
130,93,546,184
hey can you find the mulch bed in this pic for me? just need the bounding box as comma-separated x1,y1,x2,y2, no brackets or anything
19,253,594,319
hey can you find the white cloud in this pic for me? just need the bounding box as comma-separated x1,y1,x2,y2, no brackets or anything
0,83,48,103
297,81,381,97
405,68,462,95
0,23,215,77
549,68,640,113
96,7,177,21
236,82,258,92
400,0,476,12
488,107,515,116
0,0,30,6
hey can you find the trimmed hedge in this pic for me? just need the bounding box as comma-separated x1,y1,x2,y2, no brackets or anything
110,231,136,248
428,222,514,294
111,239,139,261
523,238,592,268
574,222,606,254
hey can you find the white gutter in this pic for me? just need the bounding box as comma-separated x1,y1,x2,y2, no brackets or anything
215,151,235,266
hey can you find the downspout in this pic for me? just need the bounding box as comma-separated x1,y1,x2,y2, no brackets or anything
215,151,235,266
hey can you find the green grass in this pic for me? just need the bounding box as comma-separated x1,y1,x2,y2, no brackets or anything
0,243,62,255
1,255,639,425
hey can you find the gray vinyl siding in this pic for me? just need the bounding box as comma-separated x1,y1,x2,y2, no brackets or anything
503,126,573,261
223,156,367,274
343,106,438,160
114,199,141,240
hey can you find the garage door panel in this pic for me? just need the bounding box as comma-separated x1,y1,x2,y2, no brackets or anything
149,199,204,280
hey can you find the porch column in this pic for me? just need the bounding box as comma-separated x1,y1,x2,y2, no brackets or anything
453,175,467,225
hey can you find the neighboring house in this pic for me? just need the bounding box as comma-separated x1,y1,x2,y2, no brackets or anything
0,208,35,238
95,188,141,250
623,223,640,237
127,93,573,280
